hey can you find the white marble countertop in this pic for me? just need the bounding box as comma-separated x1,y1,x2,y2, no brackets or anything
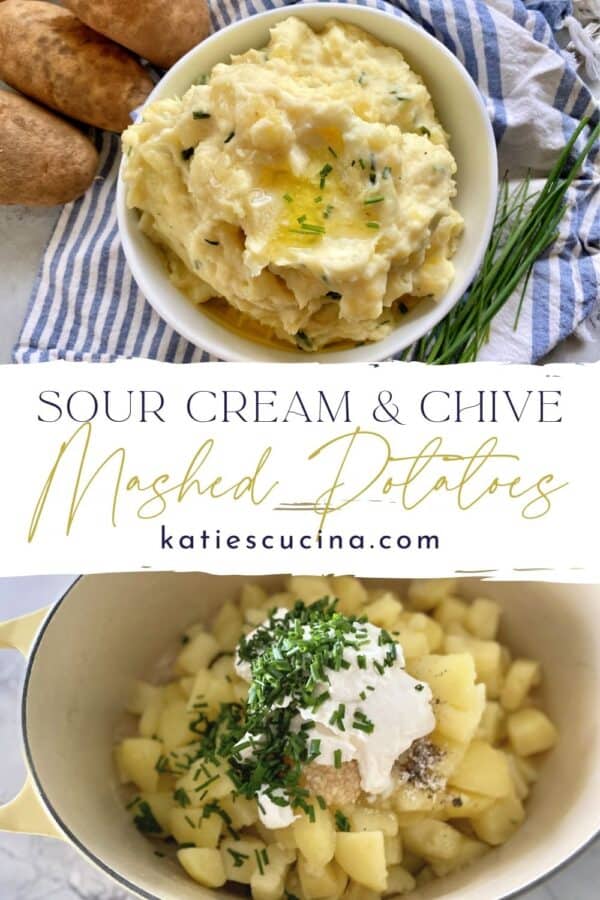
0,575,598,899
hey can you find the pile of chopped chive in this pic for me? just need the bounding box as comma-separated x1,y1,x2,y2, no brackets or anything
181,599,396,819
403,116,600,363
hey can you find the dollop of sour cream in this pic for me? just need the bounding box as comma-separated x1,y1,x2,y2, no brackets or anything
235,610,435,829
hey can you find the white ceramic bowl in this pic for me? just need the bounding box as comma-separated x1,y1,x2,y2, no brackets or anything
1,574,599,900
117,3,498,363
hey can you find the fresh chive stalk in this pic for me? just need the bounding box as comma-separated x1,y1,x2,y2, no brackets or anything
403,117,600,363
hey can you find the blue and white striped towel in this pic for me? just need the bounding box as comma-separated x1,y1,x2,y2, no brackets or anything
13,0,600,364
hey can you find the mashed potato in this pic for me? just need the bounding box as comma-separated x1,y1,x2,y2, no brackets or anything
122,18,464,351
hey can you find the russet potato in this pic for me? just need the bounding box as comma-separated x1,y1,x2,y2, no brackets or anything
61,0,210,69
0,1,153,131
0,92,98,205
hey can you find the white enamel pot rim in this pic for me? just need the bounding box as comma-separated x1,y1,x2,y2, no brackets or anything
1,574,599,900
116,2,498,363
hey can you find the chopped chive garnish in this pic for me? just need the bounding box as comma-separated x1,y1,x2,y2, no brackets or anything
184,815,196,829
255,849,265,876
204,238,220,246
319,163,333,189
364,196,384,205
173,788,191,808
314,195,323,203
316,795,327,810
366,222,380,229
297,214,307,224
224,131,235,143
295,330,313,351
323,205,334,219
382,166,392,179
358,158,366,170
227,848,249,868
334,749,342,769
283,193,293,203
357,654,366,669
328,146,338,158
335,810,351,831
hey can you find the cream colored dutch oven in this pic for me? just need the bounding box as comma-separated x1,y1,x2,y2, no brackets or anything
0,573,599,900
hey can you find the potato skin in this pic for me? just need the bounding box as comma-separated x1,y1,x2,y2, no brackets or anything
0,1,154,131
61,0,210,69
0,92,99,206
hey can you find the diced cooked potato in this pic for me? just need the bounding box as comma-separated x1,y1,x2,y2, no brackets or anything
176,631,220,675
250,845,293,900
434,683,485,744
401,819,464,861
293,804,336,867
504,753,530,800
162,683,185,704
213,601,244,651
448,741,512,798
179,676,195,698
433,596,468,628
347,806,398,837
384,834,403,865
407,579,457,611
245,607,269,627
267,591,295,610
384,865,417,895
500,660,541,711
436,790,494,820
465,598,501,640
507,708,558,756
176,760,234,802
330,576,368,616
126,680,162,716
287,576,332,604
335,831,387,892
178,847,226,887
297,857,347,899
186,668,236,716
115,738,162,792
363,593,403,629
398,612,443,652
210,654,235,680
444,636,504,699
221,837,266,884
240,583,269,612
513,754,540,785
343,883,380,900
157,700,193,751
394,630,429,659
472,792,525,845
476,701,506,744
394,784,437,814
170,807,223,848
429,835,488,876
219,793,259,830
407,653,477,710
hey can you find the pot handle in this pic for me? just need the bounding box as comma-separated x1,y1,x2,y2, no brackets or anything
0,607,65,840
